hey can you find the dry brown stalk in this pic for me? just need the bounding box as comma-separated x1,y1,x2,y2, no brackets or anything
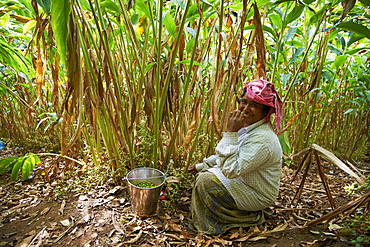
306,191,370,227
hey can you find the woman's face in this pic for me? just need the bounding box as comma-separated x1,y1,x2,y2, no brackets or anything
238,95,267,126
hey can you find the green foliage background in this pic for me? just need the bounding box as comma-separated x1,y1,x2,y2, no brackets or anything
0,0,369,177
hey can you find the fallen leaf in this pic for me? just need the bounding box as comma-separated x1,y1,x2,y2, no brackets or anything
123,230,143,244
179,214,184,221
248,235,269,241
271,223,288,232
25,230,36,236
163,233,182,241
83,213,90,223
328,222,342,231
214,237,232,245
60,219,71,227
301,238,334,246
40,207,50,215
15,235,33,247
59,200,66,215
166,176,181,183
79,195,88,201
229,230,240,239
168,221,183,232
235,225,261,242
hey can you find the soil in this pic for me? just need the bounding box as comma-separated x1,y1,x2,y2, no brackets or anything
0,147,368,247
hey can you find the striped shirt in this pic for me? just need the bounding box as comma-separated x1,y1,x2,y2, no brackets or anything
196,118,282,211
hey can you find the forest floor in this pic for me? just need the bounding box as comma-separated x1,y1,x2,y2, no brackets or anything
0,146,369,247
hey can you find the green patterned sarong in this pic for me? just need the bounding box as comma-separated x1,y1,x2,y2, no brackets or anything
191,171,266,235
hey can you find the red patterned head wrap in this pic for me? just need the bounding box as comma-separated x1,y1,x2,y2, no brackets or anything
243,79,283,132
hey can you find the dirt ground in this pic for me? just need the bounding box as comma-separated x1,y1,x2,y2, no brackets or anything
0,147,368,247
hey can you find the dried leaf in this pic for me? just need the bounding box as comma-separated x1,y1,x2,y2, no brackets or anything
40,207,50,215
60,219,71,227
79,195,88,201
163,233,182,241
179,214,184,221
59,200,66,215
301,238,334,246
277,111,301,135
183,97,201,150
312,144,364,185
226,14,233,28
328,222,342,231
168,221,183,232
35,48,44,97
235,225,261,242
229,230,240,239
248,235,268,241
15,235,33,247
214,237,232,245
252,3,266,79
270,223,288,232
123,230,142,244
306,191,370,227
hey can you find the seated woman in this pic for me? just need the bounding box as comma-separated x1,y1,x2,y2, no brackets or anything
189,79,283,235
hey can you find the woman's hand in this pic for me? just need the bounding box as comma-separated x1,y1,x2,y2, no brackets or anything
227,110,247,132
188,164,196,171
188,164,197,175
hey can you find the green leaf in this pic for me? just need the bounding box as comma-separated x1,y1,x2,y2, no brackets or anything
284,26,298,42
255,0,272,8
101,0,120,14
131,13,139,25
176,59,202,66
136,0,151,18
346,47,370,55
23,19,37,34
0,12,10,27
51,0,71,65
285,40,304,47
22,158,32,181
173,0,186,9
348,33,365,47
185,27,197,38
10,159,24,181
33,155,41,165
263,25,278,40
163,12,177,37
288,47,305,65
0,157,19,174
332,54,349,69
17,0,35,15
328,44,342,55
79,0,91,11
37,0,51,14
144,62,156,74
25,154,37,171
186,38,195,53
269,13,282,29
337,21,370,40
358,0,370,6
286,4,304,25
0,38,33,78
279,131,291,155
